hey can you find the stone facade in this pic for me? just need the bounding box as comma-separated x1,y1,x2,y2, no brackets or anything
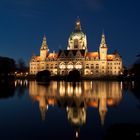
29,19,123,77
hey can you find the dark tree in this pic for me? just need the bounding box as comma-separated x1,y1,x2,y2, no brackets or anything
17,58,27,72
0,56,16,81
67,69,81,82
36,70,51,82
130,64,140,76
123,66,128,77
128,54,140,81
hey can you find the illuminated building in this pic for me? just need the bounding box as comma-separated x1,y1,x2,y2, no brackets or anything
29,18,123,77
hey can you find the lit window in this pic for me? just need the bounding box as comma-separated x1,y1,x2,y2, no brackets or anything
59,63,66,69
86,64,89,68
67,64,73,69
86,71,89,74
75,63,82,69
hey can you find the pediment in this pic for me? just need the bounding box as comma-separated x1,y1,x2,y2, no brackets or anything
68,51,74,58
59,51,66,58
75,50,82,58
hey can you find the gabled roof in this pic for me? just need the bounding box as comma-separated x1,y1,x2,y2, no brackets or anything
58,49,86,58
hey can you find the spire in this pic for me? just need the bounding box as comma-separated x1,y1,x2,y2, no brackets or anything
100,31,107,48
99,110,107,125
41,35,49,51
75,17,81,31
40,107,47,121
99,97,107,125
39,103,48,121
32,52,35,57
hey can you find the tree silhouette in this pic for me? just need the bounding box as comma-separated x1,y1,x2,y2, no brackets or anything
16,58,27,72
67,70,81,82
36,70,51,82
0,56,16,80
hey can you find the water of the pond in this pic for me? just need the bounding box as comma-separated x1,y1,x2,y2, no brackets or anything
0,80,140,140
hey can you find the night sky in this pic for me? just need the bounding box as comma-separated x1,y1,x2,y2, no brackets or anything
0,0,140,67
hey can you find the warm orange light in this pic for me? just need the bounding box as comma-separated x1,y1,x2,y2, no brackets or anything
76,22,80,25
107,98,114,106
48,98,55,105
88,101,98,108
34,96,40,101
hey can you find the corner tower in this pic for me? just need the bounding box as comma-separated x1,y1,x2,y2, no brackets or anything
40,35,49,61
99,32,108,75
99,32,108,60
67,18,87,52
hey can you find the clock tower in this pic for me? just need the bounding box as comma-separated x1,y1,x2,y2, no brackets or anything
40,35,49,61
99,32,108,60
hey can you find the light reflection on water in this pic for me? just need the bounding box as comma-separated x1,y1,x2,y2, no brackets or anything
0,80,140,140
28,81,123,138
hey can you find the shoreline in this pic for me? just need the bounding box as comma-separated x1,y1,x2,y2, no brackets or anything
12,75,140,82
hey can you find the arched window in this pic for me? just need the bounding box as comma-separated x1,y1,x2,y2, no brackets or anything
86,64,89,68
75,62,82,69
67,62,74,69
59,62,66,69
74,39,78,48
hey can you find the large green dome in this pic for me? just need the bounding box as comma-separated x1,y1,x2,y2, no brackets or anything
67,19,87,51
70,31,86,39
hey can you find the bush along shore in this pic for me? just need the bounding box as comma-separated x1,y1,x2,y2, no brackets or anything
2,71,140,83
2,70,139,83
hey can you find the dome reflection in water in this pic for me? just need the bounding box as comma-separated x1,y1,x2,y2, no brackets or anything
29,81,123,139
1,80,139,139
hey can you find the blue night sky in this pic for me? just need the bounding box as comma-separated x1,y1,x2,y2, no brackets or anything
0,0,140,67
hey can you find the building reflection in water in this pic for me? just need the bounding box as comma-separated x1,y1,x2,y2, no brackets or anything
29,81,122,138
15,80,28,87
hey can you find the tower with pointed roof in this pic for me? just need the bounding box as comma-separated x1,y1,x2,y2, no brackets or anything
99,32,108,75
75,17,81,31
40,36,49,61
99,32,108,60
99,98,107,125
